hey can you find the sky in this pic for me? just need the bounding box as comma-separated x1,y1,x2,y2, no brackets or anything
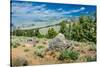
11,1,96,29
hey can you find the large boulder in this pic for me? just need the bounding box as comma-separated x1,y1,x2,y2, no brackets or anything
48,33,71,51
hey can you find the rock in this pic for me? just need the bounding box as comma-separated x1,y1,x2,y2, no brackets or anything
55,33,66,42
43,41,47,44
12,56,28,66
26,39,37,47
48,33,71,51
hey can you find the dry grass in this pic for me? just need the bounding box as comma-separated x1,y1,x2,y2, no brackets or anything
11,37,96,66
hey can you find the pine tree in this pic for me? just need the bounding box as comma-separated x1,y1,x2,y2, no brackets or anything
47,28,57,38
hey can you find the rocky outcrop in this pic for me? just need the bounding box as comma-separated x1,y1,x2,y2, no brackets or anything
48,33,71,51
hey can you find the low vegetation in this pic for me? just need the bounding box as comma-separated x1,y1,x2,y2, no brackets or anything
12,42,21,48
46,28,58,38
34,45,46,58
86,56,96,62
58,50,79,61
24,49,30,52
11,14,96,66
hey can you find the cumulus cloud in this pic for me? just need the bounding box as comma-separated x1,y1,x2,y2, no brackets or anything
11,2,86,26
59,7,85,14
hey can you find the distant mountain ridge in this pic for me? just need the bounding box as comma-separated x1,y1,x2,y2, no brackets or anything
11,16,79,30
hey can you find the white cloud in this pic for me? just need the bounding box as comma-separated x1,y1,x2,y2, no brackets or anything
58,8,63,11
12,2,86,26
60,7,85,14
81,7,85,10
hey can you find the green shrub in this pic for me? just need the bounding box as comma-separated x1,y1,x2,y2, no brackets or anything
86,56,96,62
24,49,30,52
37,34,45,38
58,50,69,60
59,50,79,61
37,45,45,49
64,15,96,43
47,28,57,38
68,50,79,60
34,45,46,57
11,42,14,48
16,42,21,46
12,42,21,48
13,45,18,48
59,21,67,34
89,44,96,51
80,16,96,43
12,28,45,38
22,45,25,47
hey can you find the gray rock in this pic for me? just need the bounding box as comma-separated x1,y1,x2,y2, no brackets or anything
48,33,71,51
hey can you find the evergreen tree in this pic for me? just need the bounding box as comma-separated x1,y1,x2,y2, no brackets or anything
47,28,57,38
59,21,67,34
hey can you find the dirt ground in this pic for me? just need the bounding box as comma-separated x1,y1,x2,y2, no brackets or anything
11,41,96,66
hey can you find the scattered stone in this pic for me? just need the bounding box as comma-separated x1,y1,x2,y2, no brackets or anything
36,40,39,43
26,39,37,47
43,41,47,44
12,56,28,66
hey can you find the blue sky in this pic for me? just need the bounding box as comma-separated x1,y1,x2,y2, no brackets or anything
11,1,96,28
